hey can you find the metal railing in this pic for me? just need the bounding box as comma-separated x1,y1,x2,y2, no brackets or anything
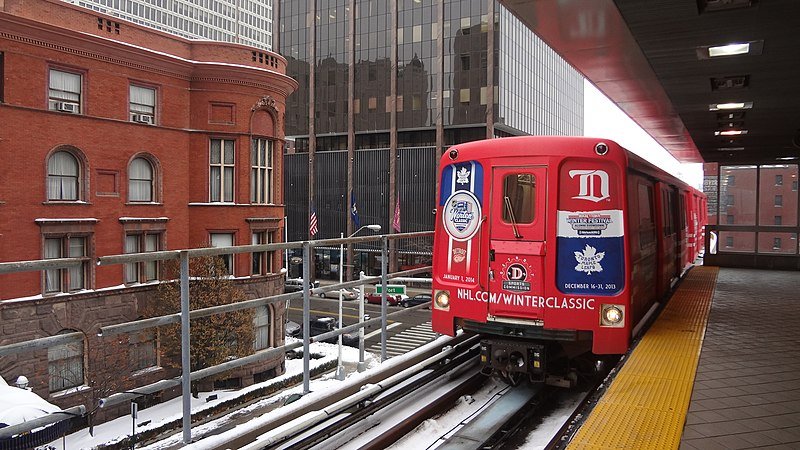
0,231,433,445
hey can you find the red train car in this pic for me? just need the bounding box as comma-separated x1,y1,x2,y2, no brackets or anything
431,136,705,385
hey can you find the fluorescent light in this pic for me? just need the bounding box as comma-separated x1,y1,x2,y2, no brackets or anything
709,101,752,111
777,157,799,161
715,130,748,136
709,43,750,57
716,147,745,151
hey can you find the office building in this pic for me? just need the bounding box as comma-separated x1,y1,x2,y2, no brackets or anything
280,0,584,278
62,0,275,50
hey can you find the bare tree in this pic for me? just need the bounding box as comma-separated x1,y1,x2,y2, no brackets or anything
145,256,254,378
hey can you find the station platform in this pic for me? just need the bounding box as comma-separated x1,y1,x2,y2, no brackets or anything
566,267,800,449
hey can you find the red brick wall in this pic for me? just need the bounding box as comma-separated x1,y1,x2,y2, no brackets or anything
0,0,297,423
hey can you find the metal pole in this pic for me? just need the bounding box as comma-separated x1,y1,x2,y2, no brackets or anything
357,271,367,372
179,251,191,444
336,233,345,380
131,402,138,450
284,216,289,273
380,236,388,362
302,242,311,394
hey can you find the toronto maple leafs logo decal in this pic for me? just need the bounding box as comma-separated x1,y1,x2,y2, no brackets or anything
456,167,471,185
574,244,605,275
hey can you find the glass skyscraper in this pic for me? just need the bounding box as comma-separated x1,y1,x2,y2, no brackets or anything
282,0,582,150
281,0,584,278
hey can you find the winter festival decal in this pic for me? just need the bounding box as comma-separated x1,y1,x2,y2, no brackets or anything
557,209,624,295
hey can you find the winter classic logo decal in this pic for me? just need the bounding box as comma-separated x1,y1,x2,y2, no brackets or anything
500,257,532,292
574,244,605,275
443,191,481,241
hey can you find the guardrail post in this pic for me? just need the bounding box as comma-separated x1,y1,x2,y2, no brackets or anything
179,250,191,444
380,236,388,362
358,271,367,372
302,242,311,394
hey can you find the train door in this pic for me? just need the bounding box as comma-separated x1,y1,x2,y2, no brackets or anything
655,183,678,296
678,191,689,269
486,166,547,320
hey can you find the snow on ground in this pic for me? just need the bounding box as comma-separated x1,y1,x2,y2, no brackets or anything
46,340,380,449
46,336,576,450
385,379,582,450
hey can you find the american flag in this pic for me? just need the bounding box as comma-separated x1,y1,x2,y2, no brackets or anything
309,204,318,237
392,197,401,232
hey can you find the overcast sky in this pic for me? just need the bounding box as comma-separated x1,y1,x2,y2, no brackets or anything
583,80,704,189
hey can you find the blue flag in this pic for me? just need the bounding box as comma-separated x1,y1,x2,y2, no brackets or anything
350,191,361,228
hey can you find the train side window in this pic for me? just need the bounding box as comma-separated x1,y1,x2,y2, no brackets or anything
662,190,675,236
638,183,655,247
502,173,535,224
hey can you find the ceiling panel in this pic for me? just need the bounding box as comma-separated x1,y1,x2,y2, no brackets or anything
499,0,800,165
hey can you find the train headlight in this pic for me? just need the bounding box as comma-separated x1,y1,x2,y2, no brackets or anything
600,304,624,327
434,290,451,310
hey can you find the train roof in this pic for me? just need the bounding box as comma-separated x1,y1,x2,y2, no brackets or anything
444,136,701,195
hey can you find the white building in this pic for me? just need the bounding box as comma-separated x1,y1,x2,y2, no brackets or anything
63,0,274,51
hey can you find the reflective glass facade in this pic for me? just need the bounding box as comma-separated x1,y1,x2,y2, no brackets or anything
281,0,584,148
64,0,274,51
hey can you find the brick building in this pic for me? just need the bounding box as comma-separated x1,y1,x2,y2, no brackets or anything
704,163,799,257
0,0,297,420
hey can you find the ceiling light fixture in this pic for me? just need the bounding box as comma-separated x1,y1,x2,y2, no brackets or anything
697,40,763,59
709,101,753,111
715,130,748,136
709,43,750,57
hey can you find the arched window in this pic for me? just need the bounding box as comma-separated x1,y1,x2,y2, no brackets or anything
129,157,154,202
47,151,80,201
48,330,84,393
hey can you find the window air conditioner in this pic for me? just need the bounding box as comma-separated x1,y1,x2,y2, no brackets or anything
132,114,154,125
56,102,78,113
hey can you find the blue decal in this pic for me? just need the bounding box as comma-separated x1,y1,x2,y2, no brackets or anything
557,236,624,295
440,161,483,206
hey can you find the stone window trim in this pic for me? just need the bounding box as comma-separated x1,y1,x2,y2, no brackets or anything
247,218,281,277
37,219,97,295
127,152,162,204
48,66,86,114
120,218,168,285
129,82,159,124
44,146,90,204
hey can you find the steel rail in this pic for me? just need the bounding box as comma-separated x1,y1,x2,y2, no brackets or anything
239,334,482,450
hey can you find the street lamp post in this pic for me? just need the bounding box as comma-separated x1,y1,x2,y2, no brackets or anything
337,224,381,380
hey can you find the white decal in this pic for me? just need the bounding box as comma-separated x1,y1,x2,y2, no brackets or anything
455,288,596,310
557,210,624,238
443,191,482,241
569,169,610,202
574,244,605,275
452,248,466,263
456,167,471,185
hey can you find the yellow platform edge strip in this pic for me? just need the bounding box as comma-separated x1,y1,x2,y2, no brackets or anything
566,266,719,450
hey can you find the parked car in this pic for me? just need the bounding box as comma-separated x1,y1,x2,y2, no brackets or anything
400,293,432,308
308,317,359,347
319,288,358,300
365,292,404,306
285,320,301,338
284,278,320,293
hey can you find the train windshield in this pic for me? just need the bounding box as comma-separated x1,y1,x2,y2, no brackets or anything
502,173,536,224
